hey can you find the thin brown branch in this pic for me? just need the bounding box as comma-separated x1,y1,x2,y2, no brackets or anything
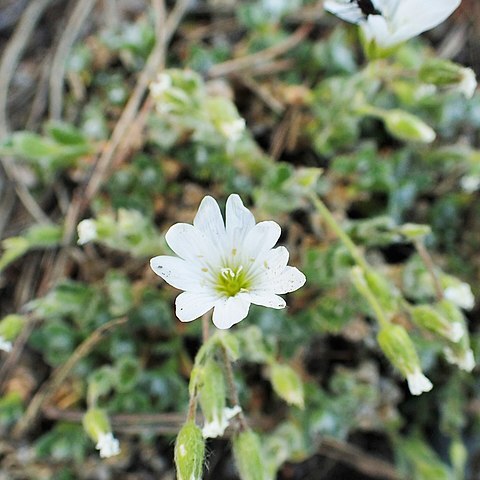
13,317,127,438
0,0,53,224
49,0,191,281
49,0,97,120
207,23,313,78
319,437,405,480
220,344,247,431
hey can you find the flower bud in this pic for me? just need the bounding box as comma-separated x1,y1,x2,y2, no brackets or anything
0,314,25,352
270,363,304,409
397,223,431,240
175,421,205,480
83,408,120,458
383,109,436,143
443,282,475,311
419,59,477,98
377,324,433,395
233,429,266,480
410,304,464,343
205,97,245,142
198,358,240,438
444,330,476,373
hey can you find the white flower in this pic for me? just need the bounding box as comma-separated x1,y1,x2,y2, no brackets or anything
458,67,477,99
77,219,97,245
202,405,242,439
324,0,461,49
218,118,245,142
95,432,120,458
0,336,12,352
460,174,480,193
450,322,465,343
444,283,475,310
444,347,476,372
150,194,306,329
150,73,172,99
406,368,433,395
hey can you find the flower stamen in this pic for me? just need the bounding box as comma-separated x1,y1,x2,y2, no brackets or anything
217,265,250,297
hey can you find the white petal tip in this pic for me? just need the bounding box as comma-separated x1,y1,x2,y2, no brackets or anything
96,432,120,458
407,371,433,396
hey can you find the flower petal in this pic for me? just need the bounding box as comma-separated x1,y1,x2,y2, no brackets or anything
150,255,207,292
175,291,218,322
271,266,306,294
247,292,286,309
165,223,219,266
212,295,250,329
324,0,364,24
262,246,290,272
243,221,281,259
193,196,226,250
226,194,255,247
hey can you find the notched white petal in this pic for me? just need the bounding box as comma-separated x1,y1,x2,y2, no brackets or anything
243,221,281,257
150,255,204,291
165,223,214,264
247,292,286,309
193,196,226,247
175,291,217,322
212,295,250,329
272,266,306,294
226,194,255,242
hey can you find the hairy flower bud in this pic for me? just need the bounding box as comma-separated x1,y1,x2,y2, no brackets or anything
175,421,205,480
383,110,436,143
233,429,266,480
83,408,120,458
410,304,464,343
377,324,433,395
419,59,477,98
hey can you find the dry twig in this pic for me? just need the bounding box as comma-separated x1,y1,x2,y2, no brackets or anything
13,317,127,438
0,0,54,224
49,0,97,120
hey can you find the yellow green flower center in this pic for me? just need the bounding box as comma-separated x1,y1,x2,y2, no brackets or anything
215,266,250,297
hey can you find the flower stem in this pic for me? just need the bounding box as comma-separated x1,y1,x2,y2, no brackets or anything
311,194,391,329
310,194,369,272
351,267,390,329
187,394,197,422
201,312,210,343
220,344,247,431
413,239,444,301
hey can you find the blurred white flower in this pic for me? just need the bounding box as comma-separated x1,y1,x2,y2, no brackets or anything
77,219,97,245
444,347,475,372
460,174,480,193
406,369,433,395
324,0,461,49
458,67,477,98
95,432,120,458
450,322,465,343
218,118,245,142
150,194,306,329
150,73,172,98
0,336,12,352
202,405,241,438
444,282,475,310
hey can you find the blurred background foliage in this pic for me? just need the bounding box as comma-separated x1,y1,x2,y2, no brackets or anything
0,0,480,479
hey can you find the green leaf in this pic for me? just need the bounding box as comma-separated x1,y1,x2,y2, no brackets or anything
46,121,88,145
270,363,304,408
